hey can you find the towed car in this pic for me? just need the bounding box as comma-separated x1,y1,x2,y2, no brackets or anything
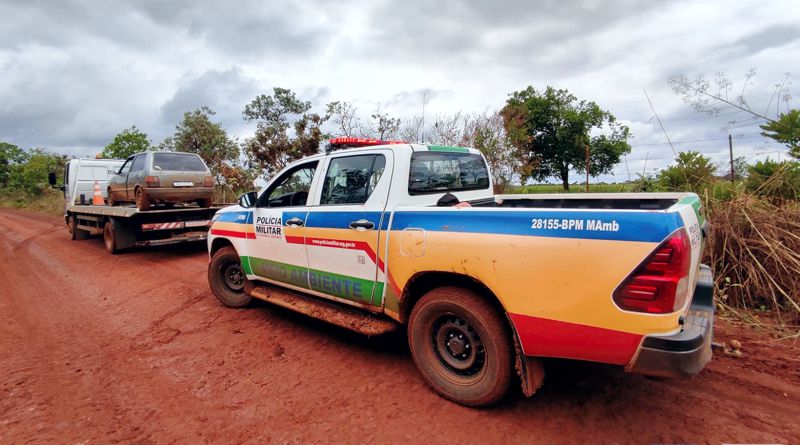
109,152,214,210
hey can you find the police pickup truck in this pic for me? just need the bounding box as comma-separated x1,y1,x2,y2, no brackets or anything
206,138,714,406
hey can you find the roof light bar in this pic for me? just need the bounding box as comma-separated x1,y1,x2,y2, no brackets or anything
328,137,407,148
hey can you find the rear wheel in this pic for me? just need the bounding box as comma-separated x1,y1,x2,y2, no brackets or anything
103,221,118,254
197,198,212,208
408,286,514,406
135,187,150,211
208,246,252,308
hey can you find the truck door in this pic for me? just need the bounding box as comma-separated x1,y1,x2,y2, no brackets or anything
304,151,393,307
247,160,319,290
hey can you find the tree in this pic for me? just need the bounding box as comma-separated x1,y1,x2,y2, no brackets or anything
658,151,716,193
399,116,425,143
470,112,515,193
363,106,401,140
669,70,798,156
101,126,151,159
0,142,28,188
325,101,361,137
759,110,800,159
501,86,631,190
7,148,67,194
160,106,246,189
242,88,328,176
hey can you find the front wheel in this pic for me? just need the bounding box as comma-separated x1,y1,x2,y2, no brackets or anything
408,286,514,406
208,246,252,308
107,189,116,206
68,215,88,241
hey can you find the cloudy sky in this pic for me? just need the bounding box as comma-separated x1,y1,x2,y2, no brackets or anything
1,0,798,182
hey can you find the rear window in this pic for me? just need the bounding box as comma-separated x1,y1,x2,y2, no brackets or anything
152,153,208,172
408,152,490,195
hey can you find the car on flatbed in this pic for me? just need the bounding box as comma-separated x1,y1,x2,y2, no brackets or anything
206,138,714,406
108,151,215,211
59,158,220,254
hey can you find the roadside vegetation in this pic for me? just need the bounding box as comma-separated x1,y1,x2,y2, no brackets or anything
2,73,799,326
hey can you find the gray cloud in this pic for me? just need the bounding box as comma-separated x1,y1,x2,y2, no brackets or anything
158,68,260,139
0,0,797,179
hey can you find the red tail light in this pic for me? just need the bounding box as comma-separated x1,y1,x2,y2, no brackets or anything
204,176,214,187
145,176,160,187
613,229,692,314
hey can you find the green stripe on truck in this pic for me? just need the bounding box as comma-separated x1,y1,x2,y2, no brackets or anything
242,256,380,305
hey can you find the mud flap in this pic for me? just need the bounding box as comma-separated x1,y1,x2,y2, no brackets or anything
508,315,545,397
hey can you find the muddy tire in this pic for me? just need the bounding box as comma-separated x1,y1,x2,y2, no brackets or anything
68,215,88,241
103,221,118,254
135,187,150,211
208,246,252,308
107,189,116,206
408,286,514,407
197,198,212,208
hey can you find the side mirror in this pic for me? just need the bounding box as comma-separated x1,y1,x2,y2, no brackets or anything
48,172,57,186
238,191,257,208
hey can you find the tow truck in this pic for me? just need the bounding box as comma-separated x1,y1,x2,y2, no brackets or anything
57,158,220,254
206,138,714,406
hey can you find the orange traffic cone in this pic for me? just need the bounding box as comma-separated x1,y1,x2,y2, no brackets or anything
92,181,105,205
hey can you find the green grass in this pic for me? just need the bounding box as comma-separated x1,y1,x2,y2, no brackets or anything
509,183,637,194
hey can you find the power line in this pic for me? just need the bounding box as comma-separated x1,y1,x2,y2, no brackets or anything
630,133,762,147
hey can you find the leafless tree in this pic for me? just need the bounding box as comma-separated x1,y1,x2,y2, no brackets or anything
325,101,361,137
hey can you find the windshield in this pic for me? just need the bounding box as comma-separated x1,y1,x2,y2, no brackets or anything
408,152,490,195
152,153,208,172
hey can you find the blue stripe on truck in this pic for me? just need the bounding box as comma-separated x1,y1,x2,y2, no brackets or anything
389,210,683,243
215,211,253,224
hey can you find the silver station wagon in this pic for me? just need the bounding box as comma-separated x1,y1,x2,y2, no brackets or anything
108,152,215,210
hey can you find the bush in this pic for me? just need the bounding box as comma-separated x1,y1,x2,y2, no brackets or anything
704,194,800,320
658,151,716,193
744,159,800,203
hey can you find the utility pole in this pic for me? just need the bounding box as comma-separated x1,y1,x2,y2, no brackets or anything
585,144,590,193
728,134,735,184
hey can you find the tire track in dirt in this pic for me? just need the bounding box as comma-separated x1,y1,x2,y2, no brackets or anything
1,207,799,444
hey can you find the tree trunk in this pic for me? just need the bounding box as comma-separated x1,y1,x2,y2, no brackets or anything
561,168,570,191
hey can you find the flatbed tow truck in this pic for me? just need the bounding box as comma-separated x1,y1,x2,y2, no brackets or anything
60,158,220,254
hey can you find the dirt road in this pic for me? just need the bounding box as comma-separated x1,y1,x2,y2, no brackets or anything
1,208,798,444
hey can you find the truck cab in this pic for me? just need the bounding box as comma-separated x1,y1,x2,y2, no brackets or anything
63,158,125,205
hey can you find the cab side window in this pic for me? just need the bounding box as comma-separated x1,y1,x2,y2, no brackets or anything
320,155,386,205
130,154,146,172
258,161,318,208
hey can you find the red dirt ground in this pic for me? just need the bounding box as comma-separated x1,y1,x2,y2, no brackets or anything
1,208,798,444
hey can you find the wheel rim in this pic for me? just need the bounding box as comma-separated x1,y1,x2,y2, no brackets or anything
431,315,486,378
222,263,245,292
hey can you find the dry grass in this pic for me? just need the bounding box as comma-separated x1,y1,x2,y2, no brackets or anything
0,188,64,217
704,194,800,324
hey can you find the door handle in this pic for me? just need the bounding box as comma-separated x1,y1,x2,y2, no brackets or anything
286,217,305,227
349,219,375,230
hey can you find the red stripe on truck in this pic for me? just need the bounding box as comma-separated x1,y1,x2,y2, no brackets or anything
210,229,256,239
508,313,643,365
